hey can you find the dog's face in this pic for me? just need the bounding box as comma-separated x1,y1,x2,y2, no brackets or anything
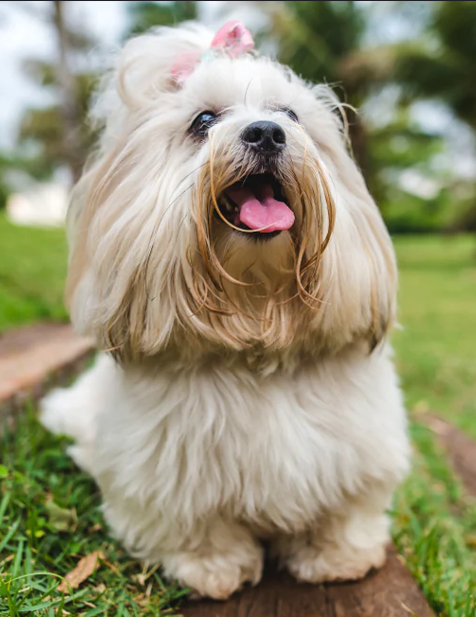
67,25,397,360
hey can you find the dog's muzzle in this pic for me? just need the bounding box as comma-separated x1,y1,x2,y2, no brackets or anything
215,121,293,239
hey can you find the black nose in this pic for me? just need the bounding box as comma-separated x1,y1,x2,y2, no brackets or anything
241,121,286,154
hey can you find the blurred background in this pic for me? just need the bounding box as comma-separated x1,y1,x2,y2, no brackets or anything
2,0,476,232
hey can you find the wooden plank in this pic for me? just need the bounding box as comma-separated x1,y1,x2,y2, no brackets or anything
424,413,476,497
0,323,94,421
181,545,435,617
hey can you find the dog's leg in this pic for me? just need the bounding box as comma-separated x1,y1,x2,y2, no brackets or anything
273,487,390,583
39,354,115,473
159,517,263,600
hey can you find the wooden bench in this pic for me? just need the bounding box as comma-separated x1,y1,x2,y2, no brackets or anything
181,546,435,617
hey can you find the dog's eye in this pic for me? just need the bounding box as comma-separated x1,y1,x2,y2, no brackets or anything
190,111,218,136
280,108,299,123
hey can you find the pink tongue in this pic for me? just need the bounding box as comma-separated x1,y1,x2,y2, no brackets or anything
226,181,294,233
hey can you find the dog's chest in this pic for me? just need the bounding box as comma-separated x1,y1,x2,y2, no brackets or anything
117,361,376,533
163,386,330,531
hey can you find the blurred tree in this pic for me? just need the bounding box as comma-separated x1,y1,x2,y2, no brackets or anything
367,111,447,232
51,0,85,181
395,1,476,133
396,0,476,231
19,71,97,182
343,1,476,137
342,1,476,230
128,1,198,36
16,1,98,183
0,154,11,210
18,1,201,184
368,113,442,195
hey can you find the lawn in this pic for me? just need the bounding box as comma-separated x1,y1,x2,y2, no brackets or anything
394,235,476,436
1,229,475,615
0,214,68,333
392,235,476,615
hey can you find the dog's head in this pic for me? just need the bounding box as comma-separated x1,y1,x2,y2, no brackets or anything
67,22,397,361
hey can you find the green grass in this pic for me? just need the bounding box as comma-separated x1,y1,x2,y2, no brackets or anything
392,234,476,615
0,214,68,333
393,422,476,615
0,408,187,616
393,235,476,438
1,232,476,615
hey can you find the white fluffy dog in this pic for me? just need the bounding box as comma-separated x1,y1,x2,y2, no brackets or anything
41,22,410,600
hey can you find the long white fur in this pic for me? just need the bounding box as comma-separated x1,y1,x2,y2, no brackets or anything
40,23,410,599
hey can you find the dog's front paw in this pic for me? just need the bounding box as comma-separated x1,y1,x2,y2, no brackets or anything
286,541,386,583
162,543,263,600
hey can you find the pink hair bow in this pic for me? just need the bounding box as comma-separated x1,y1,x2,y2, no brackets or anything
171,21,254,83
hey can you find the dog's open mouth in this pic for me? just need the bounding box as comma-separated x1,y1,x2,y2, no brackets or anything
217,173,295,237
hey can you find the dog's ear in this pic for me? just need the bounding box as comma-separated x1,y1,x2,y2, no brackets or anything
327,156,397,350
64,25,214,360
307,94,397,351
112,24,212,105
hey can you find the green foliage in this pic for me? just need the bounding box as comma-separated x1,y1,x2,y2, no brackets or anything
0,183,8,211
396,1,476,130
370,116,442,174
15,2,100,183
363,0,476,230
128,1,198,35
0,154,15,210
274,1,365,88
365,110,449,231
0,173,9,211
19,71,98,181
382,192,448,235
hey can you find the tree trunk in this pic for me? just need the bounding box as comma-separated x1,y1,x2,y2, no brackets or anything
52,0,83,183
